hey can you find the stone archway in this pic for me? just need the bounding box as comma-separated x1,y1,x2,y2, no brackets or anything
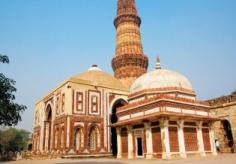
44,104,52,151
110,99,127,156
75,127,84,152
88,126,100,152
222,120,234,151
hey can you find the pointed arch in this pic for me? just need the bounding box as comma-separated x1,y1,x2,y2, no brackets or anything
44,104,52,150
74,126,84,151
110,98,127,156
88,124,100,151
222,120,234,148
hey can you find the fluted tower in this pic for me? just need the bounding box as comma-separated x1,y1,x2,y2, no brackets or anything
112,0,149,88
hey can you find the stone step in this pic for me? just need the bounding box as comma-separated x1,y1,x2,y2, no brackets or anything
61,153,113,159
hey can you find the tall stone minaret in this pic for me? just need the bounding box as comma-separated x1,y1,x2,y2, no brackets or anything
112,0,149,88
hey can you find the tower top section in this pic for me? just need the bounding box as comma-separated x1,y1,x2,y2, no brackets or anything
117,0,137,16
112,0,148,88
114,0,141,28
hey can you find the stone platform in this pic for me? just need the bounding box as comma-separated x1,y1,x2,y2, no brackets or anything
4,154,236,164
61,153,113,159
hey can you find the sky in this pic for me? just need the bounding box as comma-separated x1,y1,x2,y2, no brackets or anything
0,0,235,132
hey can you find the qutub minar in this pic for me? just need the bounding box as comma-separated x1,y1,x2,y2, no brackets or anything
112,0,148,88
32,0,236,160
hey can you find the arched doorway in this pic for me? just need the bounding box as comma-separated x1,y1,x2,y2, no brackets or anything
88,126,100,152
44,105,52,150
222,120,234,151
110,99,127,156
75,128,84,151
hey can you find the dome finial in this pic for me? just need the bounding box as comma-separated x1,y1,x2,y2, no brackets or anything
156,55,161,69
88,64,102,71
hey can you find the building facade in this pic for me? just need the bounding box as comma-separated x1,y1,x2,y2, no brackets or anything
32,65,129,155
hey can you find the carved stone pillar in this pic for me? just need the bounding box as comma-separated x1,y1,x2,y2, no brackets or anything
209,123,217,156
177,120,186,158
127,126,134,159
197,121,206,156
144,122,153,159
160,119,170,159
117,128,122,159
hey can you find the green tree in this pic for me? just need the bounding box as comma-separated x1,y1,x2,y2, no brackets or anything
0,128,30,153
0,54,26,126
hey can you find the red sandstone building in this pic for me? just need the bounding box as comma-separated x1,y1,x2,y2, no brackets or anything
32,0,219,159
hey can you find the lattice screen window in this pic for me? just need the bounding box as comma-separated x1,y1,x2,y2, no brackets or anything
89,129,96,150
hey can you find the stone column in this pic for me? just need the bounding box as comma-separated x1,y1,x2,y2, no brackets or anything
117,128,122,159
197,121,206,156
44,121,49,151
66,115,70,148
68,116,76,155
39,119,44,152
177,120,187,158
209,123,217,156
160,119,171,159
127,126,134,159
144,122,153,159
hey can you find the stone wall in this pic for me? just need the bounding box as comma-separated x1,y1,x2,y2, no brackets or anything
208,92,236,153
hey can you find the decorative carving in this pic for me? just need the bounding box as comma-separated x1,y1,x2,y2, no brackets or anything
117,94,209,116
129,87,196,100
169,127,179,152
117,0,137,17
202,128,211,151
183,127,198,151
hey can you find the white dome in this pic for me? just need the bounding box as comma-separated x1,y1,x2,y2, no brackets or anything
130,68,193,94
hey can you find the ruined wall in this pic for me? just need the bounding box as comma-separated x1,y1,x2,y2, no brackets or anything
208,92,236,153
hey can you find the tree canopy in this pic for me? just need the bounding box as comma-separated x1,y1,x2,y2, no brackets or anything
0,54,26,126
0,128,31,153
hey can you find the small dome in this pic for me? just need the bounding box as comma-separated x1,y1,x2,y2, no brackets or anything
72,65,128,91
130,68,193,94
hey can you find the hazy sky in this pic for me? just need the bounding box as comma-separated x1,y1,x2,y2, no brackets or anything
0,0,235,132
